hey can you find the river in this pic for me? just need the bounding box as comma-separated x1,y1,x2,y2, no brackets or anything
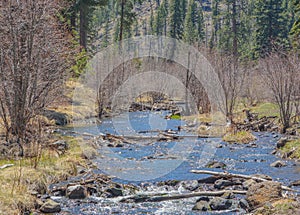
55,110,300,214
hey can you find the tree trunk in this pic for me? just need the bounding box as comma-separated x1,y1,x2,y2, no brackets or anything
80,3,88,50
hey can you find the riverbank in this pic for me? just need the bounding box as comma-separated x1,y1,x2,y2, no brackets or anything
0,135,95,214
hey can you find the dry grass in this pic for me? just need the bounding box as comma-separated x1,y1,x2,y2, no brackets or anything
223,130,256,144
0,136,88,214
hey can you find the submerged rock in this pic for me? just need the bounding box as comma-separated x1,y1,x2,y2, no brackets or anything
40,199,61,213
246,181,282,208
289,180,300,187
206,161,226,169
270,160,287,168
66,185,87,199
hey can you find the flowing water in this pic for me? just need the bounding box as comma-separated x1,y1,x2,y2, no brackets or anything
56,111,300,214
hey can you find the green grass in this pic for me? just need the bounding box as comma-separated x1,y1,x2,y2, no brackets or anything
250,102,280,119
223,130,256,144
280,139,300,159
170,114,181,120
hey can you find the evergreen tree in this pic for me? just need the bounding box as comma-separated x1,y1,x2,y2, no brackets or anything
154,0,168,36
291,0,300,50
253,0,291,57
197,6,205,45
209,0,221,49
183,0,198,45
169,0,185,39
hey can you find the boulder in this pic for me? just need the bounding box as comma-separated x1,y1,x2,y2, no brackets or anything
49,140,68,152
289,180,300,187
242,179,257,190
214,179,234,189
206,161,226,169
246,181,282,208
106,187,123,197
276,137,288,148
239,199,250,210
40,199,61,213
192,200,210,211
66,185,87,199
270,160,286,168
209,197,233,210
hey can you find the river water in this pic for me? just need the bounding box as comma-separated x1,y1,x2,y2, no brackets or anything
57,111,300,214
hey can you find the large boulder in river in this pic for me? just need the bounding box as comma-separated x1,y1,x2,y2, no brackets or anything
246,181,282,208
66,185,87,199
40,199,61,213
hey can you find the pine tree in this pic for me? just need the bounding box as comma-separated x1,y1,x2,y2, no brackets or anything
169,0,185,39
291,0,300,50
183,0,198,45
197,6,205,46
210,0,221,49
253,0,291,57
154,0,168,36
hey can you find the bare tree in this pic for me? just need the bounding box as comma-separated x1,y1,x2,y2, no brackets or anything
259,51,300,133
0,0,72,153
207,51,247,122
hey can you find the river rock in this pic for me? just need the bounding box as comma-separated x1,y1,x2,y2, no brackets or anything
192,200,210,211
239,199,250,210
276,137,288,148
214,179,234,189
270,160,286,168
40,199,61,213
49,140,68,152
66,185,87,199
246,181,282,208
209,197,233,210
106,187,123,197
206,161,226,169
243,179,257,190
289,180,300,187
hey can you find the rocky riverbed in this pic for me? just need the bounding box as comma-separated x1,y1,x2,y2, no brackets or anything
33,110,300,214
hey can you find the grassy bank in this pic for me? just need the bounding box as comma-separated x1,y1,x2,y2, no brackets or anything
223,130,256,143
0,136,93,214
280,139,300,159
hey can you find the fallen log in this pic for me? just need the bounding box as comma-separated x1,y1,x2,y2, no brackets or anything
119,190,247,203
190,170,296,192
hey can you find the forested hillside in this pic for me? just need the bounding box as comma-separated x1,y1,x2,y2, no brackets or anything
67,0,299,57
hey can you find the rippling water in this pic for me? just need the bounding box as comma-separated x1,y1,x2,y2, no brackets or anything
57,111,300,214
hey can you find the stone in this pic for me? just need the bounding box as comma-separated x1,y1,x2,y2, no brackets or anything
276,137,288,148
214,179,234,189
246,181,282,208
40,199,61,213
270,160,287,168
49,140,68,151
192,201,210,211
290,180,300,187
206,161,226,169
239,199,250,210
66,185,87,199
242,179,257,190
209,197,233,210
106,187,123,197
